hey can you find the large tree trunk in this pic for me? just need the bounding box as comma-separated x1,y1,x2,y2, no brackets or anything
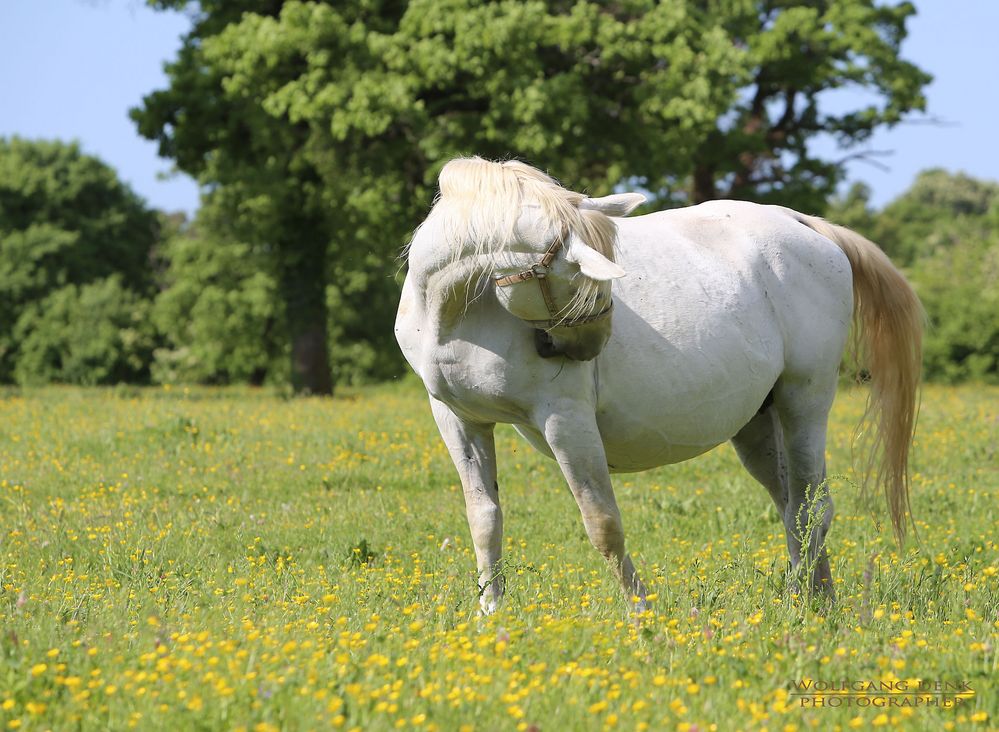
290,320,332,395
280,247,332,395
691,164,717,203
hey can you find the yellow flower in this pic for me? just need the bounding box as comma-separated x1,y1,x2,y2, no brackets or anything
588,700,608,714
30,663,47,677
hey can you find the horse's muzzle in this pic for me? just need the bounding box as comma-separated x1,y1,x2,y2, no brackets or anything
534,322,611,361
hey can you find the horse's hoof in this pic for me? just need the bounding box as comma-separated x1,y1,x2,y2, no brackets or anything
479,598,501,616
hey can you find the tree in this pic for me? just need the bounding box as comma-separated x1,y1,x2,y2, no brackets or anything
134,1,929,392
0,138,160,384
13,276,157,386
912,232,999,383
823,181,878,235
151,212,287,386
874,169,999,265
684,1,930,211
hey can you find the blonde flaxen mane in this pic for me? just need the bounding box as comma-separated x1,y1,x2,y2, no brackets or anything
420,157,618,324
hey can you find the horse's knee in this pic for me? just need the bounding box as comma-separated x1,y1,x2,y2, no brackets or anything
465,501,502,548
584,513,625,559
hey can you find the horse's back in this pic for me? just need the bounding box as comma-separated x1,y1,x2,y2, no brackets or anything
588,201,853,470
612,200,853,371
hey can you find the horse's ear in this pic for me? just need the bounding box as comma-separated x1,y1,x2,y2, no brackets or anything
579,192,646,217
566,238,626,280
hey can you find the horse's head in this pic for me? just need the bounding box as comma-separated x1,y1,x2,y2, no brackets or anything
492,191,645,361
414,157,644,359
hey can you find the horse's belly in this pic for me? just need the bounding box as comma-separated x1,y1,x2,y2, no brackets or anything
511,422,721,473
602,435,720,472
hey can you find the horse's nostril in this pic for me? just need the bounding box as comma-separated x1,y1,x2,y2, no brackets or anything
534,329,561,358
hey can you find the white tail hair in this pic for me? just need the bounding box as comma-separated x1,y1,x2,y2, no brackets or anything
795,213,924,543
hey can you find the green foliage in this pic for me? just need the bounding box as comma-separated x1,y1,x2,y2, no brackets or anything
150,202,401,388
327,252,404,386
914,238,999,383
0,138,160,383
876,169,999,265
133,0,930,392
821,181,878,235
0,138,159,288
12,276,156,386
687,0,930,210
151,226,287,385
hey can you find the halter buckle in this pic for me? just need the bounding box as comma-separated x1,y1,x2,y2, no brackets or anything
530,263,549,279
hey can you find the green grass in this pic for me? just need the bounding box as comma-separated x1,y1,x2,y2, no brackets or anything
0,380,996,731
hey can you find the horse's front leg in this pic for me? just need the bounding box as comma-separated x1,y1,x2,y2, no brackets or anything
429,399,504,614
539,404,648,611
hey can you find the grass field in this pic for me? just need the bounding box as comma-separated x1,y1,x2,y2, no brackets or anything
0,380,996,731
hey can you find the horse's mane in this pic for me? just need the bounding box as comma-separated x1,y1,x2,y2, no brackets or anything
414,156,618,323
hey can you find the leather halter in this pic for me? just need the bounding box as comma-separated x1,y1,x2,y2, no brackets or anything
492,228,614,329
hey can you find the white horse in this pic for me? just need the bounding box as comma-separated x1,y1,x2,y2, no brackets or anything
396,157,922,613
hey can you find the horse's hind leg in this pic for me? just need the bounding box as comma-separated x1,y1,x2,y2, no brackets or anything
731,404,789,518
772,376,839,598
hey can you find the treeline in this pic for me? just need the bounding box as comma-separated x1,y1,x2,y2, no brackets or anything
2,137,996,388
126,0,933,393
0,137,399,389
4,2,994,389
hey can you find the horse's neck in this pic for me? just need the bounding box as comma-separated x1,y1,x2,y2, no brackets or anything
412,252,495,333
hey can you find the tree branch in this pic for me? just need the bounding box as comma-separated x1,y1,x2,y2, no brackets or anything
834,149,893,173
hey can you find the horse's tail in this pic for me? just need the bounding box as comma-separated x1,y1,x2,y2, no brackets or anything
794,213,924,544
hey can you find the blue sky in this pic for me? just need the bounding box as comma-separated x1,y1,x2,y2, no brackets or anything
2,0,997,216
1,1,196,211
